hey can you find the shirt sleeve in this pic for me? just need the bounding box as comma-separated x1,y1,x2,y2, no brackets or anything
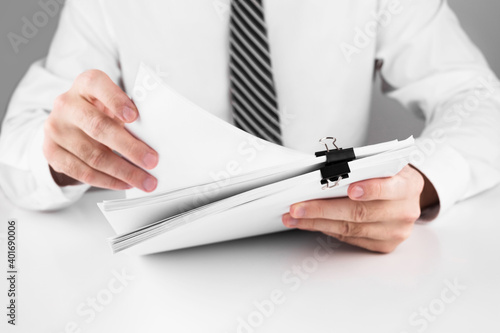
0,0,122,210
375,0,500,217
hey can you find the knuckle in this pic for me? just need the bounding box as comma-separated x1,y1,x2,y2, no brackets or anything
124,139,139,154
77,69,103,87
62,159,78,177
352,202,368,222
124,140,144,160
53,94,68,111
88,114,112,138
343,222,364,237
106,177,123,189
107,90,128,110
87,148,108,169
123,168,139,184
43,117,58,137
334,233,347,243
76,140,93,157
340,221,350,236
391,226,413,242
310,201,325,219
78,168,95,185
116,164,139,184
42,140,55,163
341,222,351,236
359,180,381,199
402,207,421,224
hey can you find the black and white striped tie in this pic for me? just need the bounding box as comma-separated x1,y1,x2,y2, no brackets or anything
229,0,283,145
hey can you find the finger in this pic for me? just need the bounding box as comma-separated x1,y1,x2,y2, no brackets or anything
347,165,423,201
325,233,399,254
74,70,138,123
52,128,157,192
282,214,413,241
69,99,159,170
290,198,420,223
44,139,132,191
347,176,407,202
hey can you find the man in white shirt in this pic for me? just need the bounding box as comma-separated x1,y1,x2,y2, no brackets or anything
1,0,499,253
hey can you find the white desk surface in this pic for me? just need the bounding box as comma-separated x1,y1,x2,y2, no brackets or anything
1,185,499,333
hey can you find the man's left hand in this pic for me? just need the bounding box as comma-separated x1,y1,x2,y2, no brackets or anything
282,165,435,253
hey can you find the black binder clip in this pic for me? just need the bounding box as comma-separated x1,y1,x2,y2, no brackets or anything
320,163,351,189
316,137,354,190
315,137,355,164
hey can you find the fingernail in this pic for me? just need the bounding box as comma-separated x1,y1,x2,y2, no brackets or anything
143,152,158,169
123,106,137,122
143,177,157,192
292,205,305,218
287,217,299,227
351,186,364,198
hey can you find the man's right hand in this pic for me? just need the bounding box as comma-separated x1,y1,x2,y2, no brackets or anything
43,70,158,192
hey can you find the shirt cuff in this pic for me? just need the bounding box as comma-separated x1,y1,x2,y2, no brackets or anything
411,139,470,221
29,124,90,210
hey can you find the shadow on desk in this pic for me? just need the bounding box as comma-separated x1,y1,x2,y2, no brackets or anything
138,225,441,288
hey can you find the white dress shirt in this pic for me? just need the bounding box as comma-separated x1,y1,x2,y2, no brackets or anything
1,0,499,213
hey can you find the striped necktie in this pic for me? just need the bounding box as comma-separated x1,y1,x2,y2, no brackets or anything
229,0,283,145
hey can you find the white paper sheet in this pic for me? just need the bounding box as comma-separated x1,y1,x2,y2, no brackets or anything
125,64,313,198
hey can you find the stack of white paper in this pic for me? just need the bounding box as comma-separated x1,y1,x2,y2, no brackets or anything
98,64,415,255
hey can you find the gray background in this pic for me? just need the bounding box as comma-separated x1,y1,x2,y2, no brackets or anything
1,0,499,142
